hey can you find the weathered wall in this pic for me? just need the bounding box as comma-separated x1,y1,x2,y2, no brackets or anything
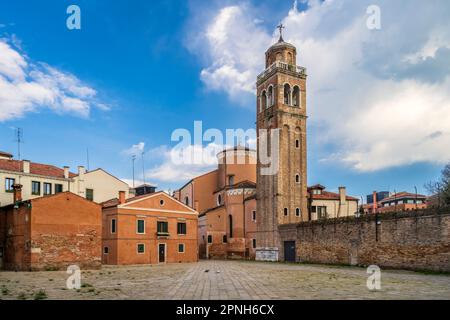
279,209,450,272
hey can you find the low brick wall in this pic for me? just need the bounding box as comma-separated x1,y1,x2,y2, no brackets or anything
279,208,450,272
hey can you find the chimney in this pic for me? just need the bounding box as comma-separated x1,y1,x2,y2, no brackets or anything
13,184,23,203
339,187,346,205
64,166,70,179
119,191,126,205
78,166,86,176
372,191,378,213
22,160,30,174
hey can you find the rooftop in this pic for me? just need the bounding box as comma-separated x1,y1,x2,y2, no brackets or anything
0,159,76,179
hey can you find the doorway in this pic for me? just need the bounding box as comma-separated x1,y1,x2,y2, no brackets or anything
0,246,3,269
284,241,296,262
158,243,166,263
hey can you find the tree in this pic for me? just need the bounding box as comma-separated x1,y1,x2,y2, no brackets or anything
426,162,450,207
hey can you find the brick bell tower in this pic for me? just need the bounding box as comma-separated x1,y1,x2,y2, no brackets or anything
256,25,308,261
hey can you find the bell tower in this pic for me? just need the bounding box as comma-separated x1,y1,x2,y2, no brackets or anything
256,25,308,261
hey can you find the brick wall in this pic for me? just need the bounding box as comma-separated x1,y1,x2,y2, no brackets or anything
279,208,450,272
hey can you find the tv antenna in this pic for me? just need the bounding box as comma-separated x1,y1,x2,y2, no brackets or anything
141,151,146,186
132,155,136,188
14,128,23,160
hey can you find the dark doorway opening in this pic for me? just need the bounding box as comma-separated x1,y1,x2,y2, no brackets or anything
284,241,296,262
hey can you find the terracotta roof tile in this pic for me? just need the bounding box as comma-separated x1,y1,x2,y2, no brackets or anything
0,159,76,179
309,190,359,201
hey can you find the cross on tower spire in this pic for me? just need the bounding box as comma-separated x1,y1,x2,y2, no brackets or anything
277,23,285,42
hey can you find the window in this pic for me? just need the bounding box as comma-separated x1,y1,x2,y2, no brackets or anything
55,184,63,193
159,199,165,206
284,208,288,216
111,219,117,234
217,194,222,206
296,208,301,217
178,243,185,253
5,178,15,193
252,239,256,249
317,206,327,219
157,221,169,234
229,215,233,238
252,210,256,221
295,174,300,183
184,196,189,206
293,86,300,107
267,86,273,107
223,235,227,243
103,247,109,254
312,189,322,195
261,91,267,111
284,84,291,105
44,183,52,195
207,235,212,244
137,244,145,254
31,181,41,195
177,222,187,235
295,139,300,148
86,188,94,201
228,175,234,186
137,219,145,234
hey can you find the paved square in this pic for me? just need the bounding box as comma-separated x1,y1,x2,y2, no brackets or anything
0,260,449,300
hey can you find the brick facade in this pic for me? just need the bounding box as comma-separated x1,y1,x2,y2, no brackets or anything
0,192,102,271
279,208,450,272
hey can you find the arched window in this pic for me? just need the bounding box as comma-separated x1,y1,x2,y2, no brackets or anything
295,139,300,148
293,86,300,107
287,52,293,65
296,208,301,217
184,196,189,206
267,86,273,107
229,215,233,238
261,91,267,111
284,84,291,105
217,194,222,206
284,208,288,216
295,174,300,183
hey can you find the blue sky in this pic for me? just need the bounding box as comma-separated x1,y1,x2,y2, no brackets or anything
1,0,449,201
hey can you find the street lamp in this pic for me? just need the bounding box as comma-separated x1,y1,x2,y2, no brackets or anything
414,186,418,210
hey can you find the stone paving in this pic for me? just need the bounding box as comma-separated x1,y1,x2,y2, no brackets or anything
0,260,449,300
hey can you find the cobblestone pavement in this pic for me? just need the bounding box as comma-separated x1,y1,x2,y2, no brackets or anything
0,260,449,300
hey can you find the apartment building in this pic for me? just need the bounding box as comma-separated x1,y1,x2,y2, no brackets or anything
308,184,359,220
102,191,198,265
0,151,130,206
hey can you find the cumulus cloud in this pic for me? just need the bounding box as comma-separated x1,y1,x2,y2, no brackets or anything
145,143,222,183
189,0,450,172
122,142,146,156
0,37,105,121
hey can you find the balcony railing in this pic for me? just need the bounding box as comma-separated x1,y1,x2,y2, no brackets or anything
257,61,307,82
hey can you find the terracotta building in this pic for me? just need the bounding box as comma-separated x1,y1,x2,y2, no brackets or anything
102,191,198,265
0,185,102,271
175,147,258,259
363,191,427,214
256,28,308,261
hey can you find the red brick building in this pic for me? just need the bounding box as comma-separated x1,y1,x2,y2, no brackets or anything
0,185,102,271
102,191,198,265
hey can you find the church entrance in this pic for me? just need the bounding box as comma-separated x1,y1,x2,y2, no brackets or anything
284,241,296,262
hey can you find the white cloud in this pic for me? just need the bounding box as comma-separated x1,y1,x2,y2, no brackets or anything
189,0,450,171
0,37,105,121
123,142,146,156
145,143,221,183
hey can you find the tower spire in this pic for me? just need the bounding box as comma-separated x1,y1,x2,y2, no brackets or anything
277,23,285,42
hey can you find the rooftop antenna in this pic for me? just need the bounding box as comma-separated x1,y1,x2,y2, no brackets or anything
14,127,23,160
141,151,146,186
132,155,136,188
86,148,90,171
